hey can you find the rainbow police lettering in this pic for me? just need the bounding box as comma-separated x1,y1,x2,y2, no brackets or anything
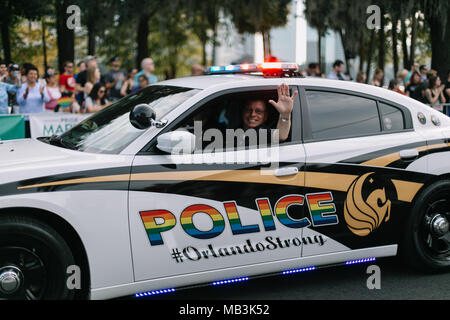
139,192,338,246
181,204,226,239
306,192,339,226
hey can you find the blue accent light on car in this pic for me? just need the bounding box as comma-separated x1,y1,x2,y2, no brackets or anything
210,66,223,72
225,65,236,71
345,257,376,265
281,266,316,275
134,288,176,298
212,277,249,286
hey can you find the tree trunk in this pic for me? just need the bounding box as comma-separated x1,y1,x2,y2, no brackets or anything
262,30,272,60
87,20,96,56
409,12,417,68
136,13,150,69
366,29,376,84
338,29,351,74
211,24,218,66
392,17,399,76
55,0,75,74
401,20,410,69
378,10,386,76
317,28,322,72
201,39,207,67
359,29,366,72
42,18,48,71
428,6,450,81
0,19,11,63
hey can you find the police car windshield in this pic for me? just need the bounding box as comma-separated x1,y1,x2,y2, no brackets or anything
57,85,200,154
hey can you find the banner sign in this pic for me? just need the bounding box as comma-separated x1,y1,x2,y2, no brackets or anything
29,114,90,138
0,115,25,141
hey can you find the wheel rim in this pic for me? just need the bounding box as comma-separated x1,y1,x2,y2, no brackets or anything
0,247,47,300
420,198,450,262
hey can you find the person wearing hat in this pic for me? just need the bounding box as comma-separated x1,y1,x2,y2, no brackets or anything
105,56,126,102
3,64,21,110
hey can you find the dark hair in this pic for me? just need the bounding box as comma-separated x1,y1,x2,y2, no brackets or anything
428,75,440,89
388,79,398,90
308,63,317,69
22,63,35,73
89,82,107,105
26,65,39,76
333,60,344,68
419,65,427,72
410,71,422,85
138,74,148,84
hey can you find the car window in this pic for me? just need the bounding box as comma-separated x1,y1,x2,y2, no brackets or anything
306,91,381,140
379,102,405,131
56,85,200,154
157,89,296,153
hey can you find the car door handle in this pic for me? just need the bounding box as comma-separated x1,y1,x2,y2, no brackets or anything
399,149,419,160
274,167,299,177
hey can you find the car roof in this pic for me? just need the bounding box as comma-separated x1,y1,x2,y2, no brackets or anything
158,74,262,89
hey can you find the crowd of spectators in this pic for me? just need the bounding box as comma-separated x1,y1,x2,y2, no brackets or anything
1,56,449,116
0,56,159,115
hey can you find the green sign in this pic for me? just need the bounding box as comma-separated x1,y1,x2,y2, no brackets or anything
0,115,25,141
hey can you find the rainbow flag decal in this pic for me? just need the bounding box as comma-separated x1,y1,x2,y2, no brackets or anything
58,97,72,109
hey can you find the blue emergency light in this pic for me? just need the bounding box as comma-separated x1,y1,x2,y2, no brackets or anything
205,62,302,78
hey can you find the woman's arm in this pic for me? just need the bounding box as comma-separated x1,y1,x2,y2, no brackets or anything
16,85,27,105
425,89,440,104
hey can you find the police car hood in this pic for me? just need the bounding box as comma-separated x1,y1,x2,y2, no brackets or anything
0,139,131,185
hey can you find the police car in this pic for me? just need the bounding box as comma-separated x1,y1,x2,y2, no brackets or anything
1,63,450,300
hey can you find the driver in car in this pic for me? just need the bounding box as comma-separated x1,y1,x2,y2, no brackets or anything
240,83,298,144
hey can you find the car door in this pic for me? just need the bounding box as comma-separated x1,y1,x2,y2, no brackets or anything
300,88,428,257
128,85,309,282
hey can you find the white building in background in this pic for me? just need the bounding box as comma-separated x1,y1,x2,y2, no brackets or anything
212,0,348,77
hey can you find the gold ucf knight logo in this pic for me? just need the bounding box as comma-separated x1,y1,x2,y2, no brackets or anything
344,173,393,237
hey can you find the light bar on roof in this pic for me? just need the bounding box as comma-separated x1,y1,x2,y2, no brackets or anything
206,62,300,77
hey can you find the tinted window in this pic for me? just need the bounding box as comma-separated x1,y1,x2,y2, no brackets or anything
306,91,381,140
379,102,405,131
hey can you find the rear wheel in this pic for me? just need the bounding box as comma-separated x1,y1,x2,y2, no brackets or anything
0,215,75,300
402,180,450,272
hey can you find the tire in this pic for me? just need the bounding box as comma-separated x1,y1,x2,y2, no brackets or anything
402,180,450,272
0,214,76,300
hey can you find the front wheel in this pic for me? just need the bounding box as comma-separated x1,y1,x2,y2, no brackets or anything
0,215,76,300
402,180,450,272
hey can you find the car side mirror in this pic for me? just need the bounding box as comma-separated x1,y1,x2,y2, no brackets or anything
130,104,156,130
130,103,167,130
156,131,196,154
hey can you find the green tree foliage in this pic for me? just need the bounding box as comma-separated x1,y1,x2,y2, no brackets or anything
225,0,292,59
0,0,52,63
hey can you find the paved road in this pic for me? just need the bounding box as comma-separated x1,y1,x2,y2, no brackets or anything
125,257,450,300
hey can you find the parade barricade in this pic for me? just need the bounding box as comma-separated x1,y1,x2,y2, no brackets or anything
0,115,26,141
0,113,90,141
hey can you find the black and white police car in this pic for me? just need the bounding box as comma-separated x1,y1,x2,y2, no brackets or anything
1,63,449,300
